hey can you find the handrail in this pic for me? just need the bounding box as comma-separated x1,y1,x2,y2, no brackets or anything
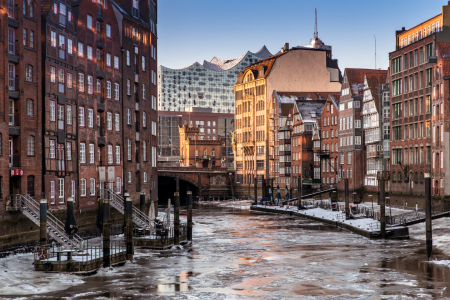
107,189,150,230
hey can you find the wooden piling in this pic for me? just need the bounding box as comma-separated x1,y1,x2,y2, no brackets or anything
174,177,180,245
40,199,47,246
261,174,265,199
140,192,145,213
344,179,349,219
425,172,432,260
187,190,193,242
379,176,386,239
298,176,302,209
103,199,111,268
125,197,133,261
254,177,257,203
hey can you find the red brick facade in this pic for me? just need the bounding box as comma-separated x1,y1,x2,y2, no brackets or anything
319,95,339,186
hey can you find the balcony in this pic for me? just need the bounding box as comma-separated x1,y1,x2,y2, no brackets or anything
97,96,105,112
97,5,104,22
202,155,210,160
96,39,104,50
8,6,19,28
8,42,19,64
96,68,105,80
9,77,19,99
317,150,330,157
9,113,20,136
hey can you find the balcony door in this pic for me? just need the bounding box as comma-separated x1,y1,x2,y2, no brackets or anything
9,139,13,167
8,100,14,126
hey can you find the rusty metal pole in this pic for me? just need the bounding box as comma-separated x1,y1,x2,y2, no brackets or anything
103,199,111,268
425,172,432,260
40,199,47,246
345,178,349,219
174,177,180,245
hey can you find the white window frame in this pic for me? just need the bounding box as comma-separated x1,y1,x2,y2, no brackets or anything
80,178,86,196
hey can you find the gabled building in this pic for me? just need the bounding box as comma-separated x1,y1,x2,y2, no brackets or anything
233,43,342,185
361,71,388,191
337,68,386,191
319,95,340,186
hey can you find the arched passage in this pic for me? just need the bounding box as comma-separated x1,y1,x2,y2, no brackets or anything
158,175,199,206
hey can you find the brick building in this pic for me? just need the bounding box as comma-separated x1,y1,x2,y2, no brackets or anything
0,0,43,211
319,95,340,186
178,125,222,168
389,5,450,196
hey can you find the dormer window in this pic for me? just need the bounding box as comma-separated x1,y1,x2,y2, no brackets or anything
132,0,139,18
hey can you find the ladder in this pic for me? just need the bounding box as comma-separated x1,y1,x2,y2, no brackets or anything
107,190,150,230
11,194,84,251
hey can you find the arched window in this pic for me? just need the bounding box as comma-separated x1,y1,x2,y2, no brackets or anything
392,171,396,182
27,135,35,156
398,171,402,182
420,171,424,183
29,2,35,19
414,171,418,183
26,65,33,82
212,148,215,157
23,0,27,16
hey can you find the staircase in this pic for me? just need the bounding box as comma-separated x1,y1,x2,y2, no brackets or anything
10,194,84,251
107,190,150,229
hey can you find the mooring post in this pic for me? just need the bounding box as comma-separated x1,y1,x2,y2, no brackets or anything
425,172,432,260
125,197,133,261
261,174,265,199
229,173,235,200
174,176,180,245
187,190,193,242
344,179,349,219
40,199,47,246
123,192,129,233
140,191,145,214
103,198,111,268
254,177,257,203
380,176,386,239
298,176,302,209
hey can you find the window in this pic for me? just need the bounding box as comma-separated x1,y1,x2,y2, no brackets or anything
152,147,156,167
116,177,121,193
144,172,148,183
66,142,72,160
126,50,130,66
107,112,112,130
26,99,33,116
50,100,56,121
142,84,146,99
87,46,93,60
90,178,95,195
152,95,157,110
355,136,361,145
80,143,86,163
114,83,119,100
142,56,145,71
87,15,92,30
23,28,27,46
58,69,64,93
105,53,111,67
152,121,157,136
80,179,86,196
51,31,57,47
67,72,73,89
50,181,55,199
106,24,111,38
57,105,64,130
79,107,85,127
115,113,120,131
143,141,147,161
87,75,93,94
50,67,56,83
96,79,101,94
71,180,75,198
78,73,85,92
128,172,132,183
108,145,113,164
106,81,111,98
29,30,34,49
25,65,32,82
127,139,132,161
127,79,131,95
116,145,120,164
68,38,73,54
114,56,119,69
49,140,56,158
127,109,131,125
78,42,83,57
88,143,94,164
67,105,72,125
143,112,146,128
27,136,34,156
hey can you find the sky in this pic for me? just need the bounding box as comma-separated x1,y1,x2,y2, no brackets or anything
158,0,449,72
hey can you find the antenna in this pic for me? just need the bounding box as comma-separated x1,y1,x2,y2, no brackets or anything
314,8,318,39
375,34,377,69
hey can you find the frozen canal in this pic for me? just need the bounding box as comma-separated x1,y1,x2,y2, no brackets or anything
2,201,450,299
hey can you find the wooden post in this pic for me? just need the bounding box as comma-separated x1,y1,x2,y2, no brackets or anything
140,192,145,213
103,199,111,268
125,197,133,261
254,177,258,203
40,199,47,246
187,190,193,242
174,177,180,245
344,179,349,219
198,173,201,199
379,176,386,239
229,173,235,200
123,192,129,233
298,176,302,209
425,172,432,260
261,174,265,199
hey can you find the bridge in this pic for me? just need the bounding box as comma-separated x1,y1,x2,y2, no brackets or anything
158,167,234,204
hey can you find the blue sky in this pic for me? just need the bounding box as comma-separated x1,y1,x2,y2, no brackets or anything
158,0,449,71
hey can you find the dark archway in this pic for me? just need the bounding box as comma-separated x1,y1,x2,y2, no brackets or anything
158,175,199,207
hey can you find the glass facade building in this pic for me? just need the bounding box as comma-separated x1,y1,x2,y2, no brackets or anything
157,46,272,113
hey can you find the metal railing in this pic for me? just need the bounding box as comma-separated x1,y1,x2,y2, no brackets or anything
107,189,150,230
9,194,84,250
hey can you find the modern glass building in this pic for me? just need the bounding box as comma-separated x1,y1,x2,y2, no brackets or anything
158,46,273,113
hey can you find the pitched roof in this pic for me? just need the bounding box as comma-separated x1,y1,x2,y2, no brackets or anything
365,71,388,110
344,68,388,96
437,42,450,77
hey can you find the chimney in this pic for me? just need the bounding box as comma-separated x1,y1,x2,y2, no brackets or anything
284,43,289,52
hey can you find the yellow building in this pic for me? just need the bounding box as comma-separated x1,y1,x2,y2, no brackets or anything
233,43,342,185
